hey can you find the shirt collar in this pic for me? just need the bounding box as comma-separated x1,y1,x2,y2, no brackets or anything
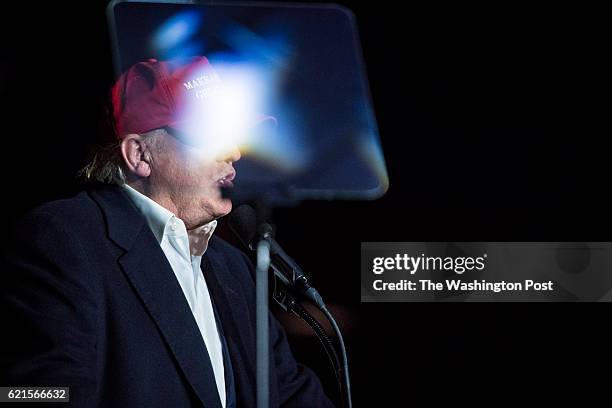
121,184,217,257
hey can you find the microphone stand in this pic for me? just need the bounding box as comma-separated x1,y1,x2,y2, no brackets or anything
248,201,352,408
271,270,352,408
272,282,345,406
255,223,272,408
264,239,353,407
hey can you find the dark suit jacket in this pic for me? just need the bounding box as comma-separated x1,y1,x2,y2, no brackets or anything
0,184,333,407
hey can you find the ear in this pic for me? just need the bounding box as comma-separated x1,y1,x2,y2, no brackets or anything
120,134,152,178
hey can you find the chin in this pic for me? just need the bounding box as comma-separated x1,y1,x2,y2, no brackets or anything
211,198,233,219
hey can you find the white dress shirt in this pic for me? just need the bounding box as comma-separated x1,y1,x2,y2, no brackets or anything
122,184,226,407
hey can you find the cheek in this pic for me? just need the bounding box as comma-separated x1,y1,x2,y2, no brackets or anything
152,148,184,181
190,159,220,185
169,154,212,187
155,146,219,190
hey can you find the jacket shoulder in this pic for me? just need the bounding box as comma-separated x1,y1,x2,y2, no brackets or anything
208,235,256,281
16,190,102,231
209,234,246,257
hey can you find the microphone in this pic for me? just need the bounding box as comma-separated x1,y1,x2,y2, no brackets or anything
229,204,325,308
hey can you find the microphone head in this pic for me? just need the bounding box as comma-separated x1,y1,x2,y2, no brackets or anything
228,204,258,250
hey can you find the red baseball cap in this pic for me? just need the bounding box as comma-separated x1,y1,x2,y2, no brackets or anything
110,56,276,144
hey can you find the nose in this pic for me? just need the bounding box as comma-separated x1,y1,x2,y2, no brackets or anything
218,144,241,163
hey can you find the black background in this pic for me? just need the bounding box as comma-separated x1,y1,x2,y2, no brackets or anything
1,0,609,405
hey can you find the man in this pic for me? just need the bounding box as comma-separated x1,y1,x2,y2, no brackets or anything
1,56,333,407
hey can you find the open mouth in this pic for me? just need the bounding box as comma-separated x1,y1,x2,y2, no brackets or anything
217,170,236,188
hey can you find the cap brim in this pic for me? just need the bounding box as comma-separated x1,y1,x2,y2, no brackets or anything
166,114,277,148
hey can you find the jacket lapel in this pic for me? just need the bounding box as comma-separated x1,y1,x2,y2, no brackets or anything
89,184,223,408
203,243,257,408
